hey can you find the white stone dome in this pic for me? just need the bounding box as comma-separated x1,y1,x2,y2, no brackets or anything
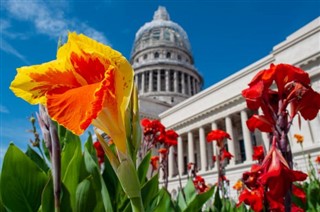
131,6,192,58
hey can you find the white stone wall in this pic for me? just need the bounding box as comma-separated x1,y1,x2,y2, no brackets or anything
160,17,320,195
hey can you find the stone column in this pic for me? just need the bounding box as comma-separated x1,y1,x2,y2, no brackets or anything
177,136,184,175
141,72,145,94
165,70,169,91
181,72,186,94
168,146,174,178
134,74,138,87
192,78,197,94
188,131,195,163
199,127,207,172
149,70,153,92
174,71,178,93
241,110,253,162
157,70,161,92
225,116,236,165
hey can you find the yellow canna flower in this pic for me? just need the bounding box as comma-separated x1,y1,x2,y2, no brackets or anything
294,134,304,144
10,32,133,153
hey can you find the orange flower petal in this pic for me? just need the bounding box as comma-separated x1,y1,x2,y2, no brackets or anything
10,60,81,105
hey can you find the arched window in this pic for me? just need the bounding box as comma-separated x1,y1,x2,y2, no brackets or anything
166,52,171,58
154,52,159,58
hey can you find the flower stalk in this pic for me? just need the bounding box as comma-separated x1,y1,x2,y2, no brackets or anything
37,105,61,212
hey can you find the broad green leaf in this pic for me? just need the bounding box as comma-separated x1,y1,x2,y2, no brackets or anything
184,185,215,212
176,189,187,211
152,188,173,212
25,145,49,172
0,175,7,212
137,151,151,184
184,179,197,203
75,178,96,212
141,173,159,209
60,130,82,210
0,144,48,212
117,158,141,199
307,180,320,210
41,177,72,212
102,155,120,208
84,147,113,212
84,132,98,164
213,188,222,212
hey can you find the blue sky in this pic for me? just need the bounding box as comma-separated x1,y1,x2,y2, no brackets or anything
1,0,319,166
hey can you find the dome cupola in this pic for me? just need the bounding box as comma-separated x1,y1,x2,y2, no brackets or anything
131,6,203,111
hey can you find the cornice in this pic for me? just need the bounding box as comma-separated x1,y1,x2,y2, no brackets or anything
170,95,245,132
273,17,320,55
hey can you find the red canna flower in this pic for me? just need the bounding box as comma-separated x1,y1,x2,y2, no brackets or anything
141,118,166,144
93,141,105,165
187,162,194,171
164,129,179,146
212,155,216,163
246,114,273,133
259,145,308,201
193,175,207,193
242,165,262,190
291,203,305,212
252,145,265,161
206,129,231,147
221,149,233,161
292,184,306,203
315,156,320,164
150,156,159,171
237,187,264,212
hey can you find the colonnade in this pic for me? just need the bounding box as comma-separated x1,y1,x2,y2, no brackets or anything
134,69,200,95
167,109,261,178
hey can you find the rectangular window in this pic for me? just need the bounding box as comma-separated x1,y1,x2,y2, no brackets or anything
160,70,166,91
169,70,174,92
153,71,157,91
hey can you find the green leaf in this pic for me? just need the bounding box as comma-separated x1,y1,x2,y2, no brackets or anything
102,155,120,209
75,178,97,212
152,188,173,212
84,132,98,164
176,189,187,211
84,147,113,212
137,151,151,184
141,173,159,209
184,179,197,203
41,177,72,212
0,144,48,212
60,130,82,210
213,188,222,212
25,145,49,172
184,185,215,212
117,158,141,199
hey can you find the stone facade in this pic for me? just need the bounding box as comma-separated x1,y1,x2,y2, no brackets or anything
159,16,320,198
131,6,320,199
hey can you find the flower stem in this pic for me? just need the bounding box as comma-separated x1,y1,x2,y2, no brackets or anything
130,197,144,212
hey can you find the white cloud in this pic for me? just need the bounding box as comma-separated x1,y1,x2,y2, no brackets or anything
0,105,9,114
0,37,29,64
3,0,110,45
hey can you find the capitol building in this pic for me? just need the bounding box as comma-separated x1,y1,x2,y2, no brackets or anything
130,6,320,195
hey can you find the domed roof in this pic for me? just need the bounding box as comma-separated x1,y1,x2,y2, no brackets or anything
132,6,192,56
